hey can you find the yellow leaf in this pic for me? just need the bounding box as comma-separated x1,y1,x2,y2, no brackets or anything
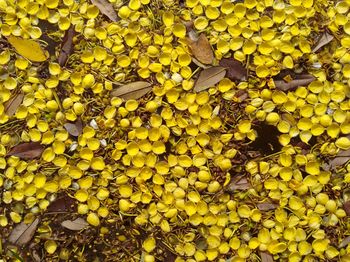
7,36,49,62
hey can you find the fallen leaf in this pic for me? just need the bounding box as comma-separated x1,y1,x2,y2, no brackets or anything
328,149,350,169
110,81,152,100
219,58,247,81
194,66,226,92
344,201,350,216
61,218,89,231
187,33,214,65
8,218,40,246
274,73,315,92
226,176,251,192
7,36,49,62
339,236,350,248
91,0,119,22
7,142,44,159
257,202,278,211
4,92,24,117
58,26,75,66
260,251,274,262
64,119,83,137
47,194,76,212
312,31,334,53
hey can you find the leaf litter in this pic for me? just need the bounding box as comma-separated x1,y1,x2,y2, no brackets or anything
61,218,89,231
219,58,247,81
8,218,40,246
58,26,75,66
7,142,45,159
111,81,153,100
91,0,119,22
274,72,315,92
193,66,226,92
64,118,83,137
187,33,214,65
312,31,334,53
4,92,24,117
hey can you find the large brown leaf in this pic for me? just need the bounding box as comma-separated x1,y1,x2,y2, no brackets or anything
110,81,152,100
8,218,40,246
219,58,247,81
312,31,334,53
4,92,24,117
274,73,315,92
7,142,44,159
187,33,214,65
194,66,226,92
91,0,119,22
58,26,75,66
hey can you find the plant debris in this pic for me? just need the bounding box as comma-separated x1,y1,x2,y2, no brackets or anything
194,66,226,92
7,142,45,159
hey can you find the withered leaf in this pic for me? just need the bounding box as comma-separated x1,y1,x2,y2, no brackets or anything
64,119,83,137
219,58,247,81
312,31,334,53
110,81,152,100
61,218,89,231
187,33,214,65
58,26,75,66
257,202,278,211
328,148,350,169
91,0,119,22
260,251,274,262
344,201,350,216
4,92,24,117
339,236,350,248
274,74,315,92
194,66,226,92
7,142,44,159
8,218,40,246
226,176,251,192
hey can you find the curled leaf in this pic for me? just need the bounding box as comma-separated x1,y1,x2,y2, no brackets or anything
187,33,214,65
219,58,247,81
111,81,152,100
274,73,315,92
7,36,49,62
194,66,226,92
4,92,24,117
91,0,119,22
64,119,83,137
8,218,40,246
7,142,44,159
58,26,75,66
61,218,89,231
312,31,334,53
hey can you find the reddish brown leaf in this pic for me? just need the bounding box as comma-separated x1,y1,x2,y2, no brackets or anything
344,201,350,216
187,33,214,65
47,194,75,212
4,92,24,117
58,26,75,66
274,73,315,91
312,31,334,53
260,251,274,262
219,58,247,81
257,202,278,211
7,142,44,159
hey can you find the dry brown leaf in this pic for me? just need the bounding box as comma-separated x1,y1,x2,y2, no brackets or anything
339,236,350,248
274,74,315,92
7,142,44,159
91,0,119,22
110,81,152,100
8,218,40,246
58,26,75,66
64,119,83,137
260,251,274,262
194,66,226,92
344,201,350,216
328,149,350,169
219,58,247,81
226,176,251,192
61,218,89,231
257,202,278,211
187,33,214,65
4,92,24,117
312,31,334,53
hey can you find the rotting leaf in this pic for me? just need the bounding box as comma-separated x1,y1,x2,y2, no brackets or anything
64,119,83,137
328,149,350,169
4,92,24,117
260,251,274,262
226,175,251,192
339,236,350,248
274,73,315,92
7,142,44,159
219,58,247,81
257,202,278,211
312,31,334,53
187,33,214,65
91,0,119,22
110,81,152,100
8,218,40,246
343,201,350,216
194,66,226,92
61,218,89,231
58,26,75,66
7,36,49,62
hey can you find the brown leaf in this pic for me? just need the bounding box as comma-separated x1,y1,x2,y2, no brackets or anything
187,33,214,65
339,236,350,248
58,26,75,66
257,202,278,211
8,218,40,246
61,218,89,231
64,119,83,137
274,74,315,92
47,194,76,212
226,176,251,192
219,58,247,81
260,251,274,262
344,201,350,216
7,142,44,159
110,81,152,100
328,149,350,169
4,92,24,117
194,66,226,92
312,32,334,53
91,0,119,22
